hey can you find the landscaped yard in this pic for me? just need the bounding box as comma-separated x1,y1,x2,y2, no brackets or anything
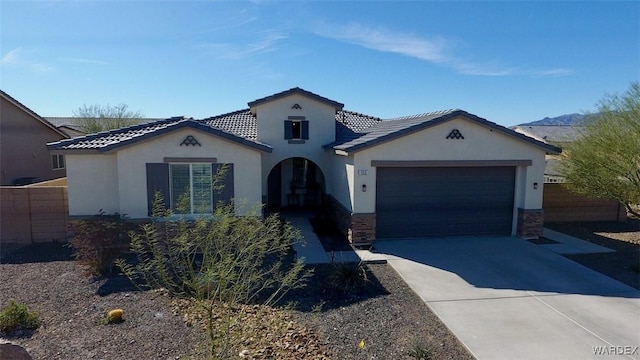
0,242,473,360
545,215,640,290
2,214,637,359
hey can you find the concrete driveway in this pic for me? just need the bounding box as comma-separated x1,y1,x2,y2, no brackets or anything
374,237,640,360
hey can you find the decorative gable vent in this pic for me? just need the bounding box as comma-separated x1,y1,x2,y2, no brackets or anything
446,129,464,140
291,103,302,109
180,135,201,146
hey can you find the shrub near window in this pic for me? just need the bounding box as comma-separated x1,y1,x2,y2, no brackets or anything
68,211,134,276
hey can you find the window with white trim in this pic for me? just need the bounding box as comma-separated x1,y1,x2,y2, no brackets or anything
52,154,65,170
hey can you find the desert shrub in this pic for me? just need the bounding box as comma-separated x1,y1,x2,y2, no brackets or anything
407,342,433,360
117,193,311,358
328,261,370,294
0,299,41,333
68,211,134,276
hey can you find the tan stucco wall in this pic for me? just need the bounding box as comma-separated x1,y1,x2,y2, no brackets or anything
0,97,67,185
66,153,119,216
254,94,337,195
349,116,547,234
115,128,262,218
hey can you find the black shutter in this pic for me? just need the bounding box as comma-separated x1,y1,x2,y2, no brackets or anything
146,163,170,216
284,120,293,139
301,120,309,140
213,163,234,209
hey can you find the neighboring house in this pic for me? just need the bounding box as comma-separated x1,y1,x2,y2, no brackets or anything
48,87,560,243
512,124,626,222
1,90,69,185
511,125,582,183
45,117,164,138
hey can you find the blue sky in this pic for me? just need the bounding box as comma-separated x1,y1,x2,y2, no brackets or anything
1,1,638,126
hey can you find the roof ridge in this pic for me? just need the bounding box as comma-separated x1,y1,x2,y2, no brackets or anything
201,108,252,121
385,109,459,121
54,117,186,144
339,109,382,121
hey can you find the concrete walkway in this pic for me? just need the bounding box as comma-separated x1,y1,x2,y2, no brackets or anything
542,227,616,254
374,237,640,360
283,213,362,264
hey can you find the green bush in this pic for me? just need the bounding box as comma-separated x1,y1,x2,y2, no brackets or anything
328,261,369,294
0,299,41,333
117,193,311,358
407,342,433,360
68,211,134,276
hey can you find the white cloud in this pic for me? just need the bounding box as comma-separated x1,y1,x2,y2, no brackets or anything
196,32,288,60
533,68,575,77
1,47,52,73
59,57,109,65
314,22,573,78
316,23,449,64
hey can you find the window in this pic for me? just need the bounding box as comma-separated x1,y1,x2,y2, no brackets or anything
52,154,65,170
170,163,213,214
291,121,302,139
284,119,309,141
145,163,234,216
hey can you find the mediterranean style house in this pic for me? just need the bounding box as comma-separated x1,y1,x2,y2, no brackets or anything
48,88,561,244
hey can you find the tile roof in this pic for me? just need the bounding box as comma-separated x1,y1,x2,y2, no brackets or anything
200,109,257,139
45,89,560,156
47,117,272,153
327,109,458,151
327,109,562,154
45,117,164,133
248,87,344,110
334,110,382,143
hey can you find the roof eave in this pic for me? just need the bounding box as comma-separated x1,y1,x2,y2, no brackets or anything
248,87,344,111
1,90,69,139
51,120,272,154
333,110,563,155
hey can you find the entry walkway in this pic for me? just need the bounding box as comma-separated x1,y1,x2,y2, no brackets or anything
282,212,377,264
542,227,615,254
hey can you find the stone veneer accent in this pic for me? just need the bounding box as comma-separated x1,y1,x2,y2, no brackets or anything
327,195,376,246
517,208,544,239
350,213,376,246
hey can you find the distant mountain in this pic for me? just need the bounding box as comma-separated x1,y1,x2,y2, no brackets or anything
520,113,586,126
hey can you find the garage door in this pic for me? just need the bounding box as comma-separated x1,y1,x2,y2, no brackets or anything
376,167,515,238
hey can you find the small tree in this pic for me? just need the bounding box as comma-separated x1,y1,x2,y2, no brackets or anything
117,180,310,358
558,82,640,217
73,103,143,133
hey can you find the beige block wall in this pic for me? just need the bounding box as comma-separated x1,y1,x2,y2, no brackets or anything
1,186,69,244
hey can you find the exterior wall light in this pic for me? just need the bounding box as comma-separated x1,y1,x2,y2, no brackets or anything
362,184,367,192
533,182,538,190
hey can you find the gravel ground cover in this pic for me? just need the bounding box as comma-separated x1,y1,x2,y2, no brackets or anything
0,242,473,359
3,216,636,359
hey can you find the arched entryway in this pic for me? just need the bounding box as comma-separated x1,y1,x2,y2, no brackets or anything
266,157,326,210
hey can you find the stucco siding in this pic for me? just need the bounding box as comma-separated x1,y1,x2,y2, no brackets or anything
115,128,262,218
1,97,67,185
329,153,355,211
255,94,336,195
352,117,547,215
66,154,119,216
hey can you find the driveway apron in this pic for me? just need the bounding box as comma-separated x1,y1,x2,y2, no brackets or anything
375,237,640,360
